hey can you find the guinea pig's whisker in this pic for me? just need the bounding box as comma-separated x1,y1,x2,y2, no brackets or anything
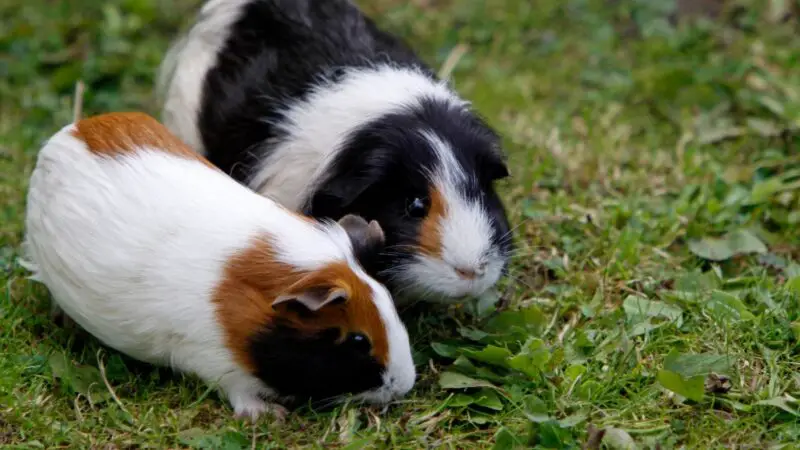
506,245,553,259
312,394,346,410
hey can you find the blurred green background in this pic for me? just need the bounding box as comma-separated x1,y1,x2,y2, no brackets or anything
2,0,799,448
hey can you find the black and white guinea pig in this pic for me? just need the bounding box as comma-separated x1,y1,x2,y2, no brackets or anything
22,112,415,419
157,0,513,305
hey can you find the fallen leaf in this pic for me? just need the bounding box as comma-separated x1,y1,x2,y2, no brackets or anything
663,349,734,378
688,230,767,261
602,427,638,450
705,290,756,323
657,369,705,402
623,296,683,335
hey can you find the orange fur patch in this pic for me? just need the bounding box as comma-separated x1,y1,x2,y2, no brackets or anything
72,112,218,170
213,235,389,374
417,187,446,257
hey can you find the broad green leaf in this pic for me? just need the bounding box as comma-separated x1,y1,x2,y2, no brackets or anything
71,365,112,404
564,364,586,381
179,430,249,450
577,380,602,400
603,428,638,450
663,349,734,378
431,342,460,359
675,270,721,293
523,395,550,423
688,230,767,261
463,345,512,367
623,296,682,321
459,327,490,342
467,411,493,425
452,356,508,383
48,352,111,404
750,177,786,204
48,353,69,379
705,290,756,322
485,306,546,337
557,412,587,428
473,388,504,411
785,276,800,296
448,393,476,408
452,355,477,371
507,338,550,378
657,370,704,402
492,427,525,450
791,321,800,341
536,421,576,449
438,371,495,389
474,288,502,318
629,317,668,337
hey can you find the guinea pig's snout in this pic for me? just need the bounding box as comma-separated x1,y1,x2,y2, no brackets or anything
453,261,488,280
388,374,414,399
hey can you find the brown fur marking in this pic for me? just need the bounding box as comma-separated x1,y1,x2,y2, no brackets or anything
72,112,218,170
417,187,446,257
214,235,389,374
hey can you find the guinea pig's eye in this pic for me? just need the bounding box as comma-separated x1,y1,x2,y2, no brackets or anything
345,332,372,353
405,197,429,218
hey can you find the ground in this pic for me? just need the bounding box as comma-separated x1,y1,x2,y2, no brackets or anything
1,0,799,448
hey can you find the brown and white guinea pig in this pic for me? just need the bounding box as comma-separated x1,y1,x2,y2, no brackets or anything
157,0,513,305
21,112,415,419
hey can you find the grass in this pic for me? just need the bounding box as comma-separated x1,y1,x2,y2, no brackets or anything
2,0,800,448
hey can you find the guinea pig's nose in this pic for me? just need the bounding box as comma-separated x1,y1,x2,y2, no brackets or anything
455,262,487,280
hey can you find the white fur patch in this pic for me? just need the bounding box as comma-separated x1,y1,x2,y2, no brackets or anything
392,131,505,303
157,0,251,154
247,65,467,210
23,123,414,413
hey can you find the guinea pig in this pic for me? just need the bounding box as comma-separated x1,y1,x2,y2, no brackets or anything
22,112,415,419
157,0,513,305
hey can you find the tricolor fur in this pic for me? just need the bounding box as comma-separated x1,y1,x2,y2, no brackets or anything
23,112,414,418
158,0,513,304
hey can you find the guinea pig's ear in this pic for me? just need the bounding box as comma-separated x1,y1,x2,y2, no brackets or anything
337,214,385,255
487,146,510,180
306,149,392,216
491,161,510,180
273,286,348,312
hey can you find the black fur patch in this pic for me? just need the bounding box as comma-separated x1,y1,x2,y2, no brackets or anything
196,0,512,286
249,322,384,402
306,97,513,290
199,0,430,182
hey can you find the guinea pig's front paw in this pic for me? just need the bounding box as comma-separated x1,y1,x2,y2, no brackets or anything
230,393,287,422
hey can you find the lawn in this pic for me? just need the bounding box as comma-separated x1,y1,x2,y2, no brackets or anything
2,0,800,448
